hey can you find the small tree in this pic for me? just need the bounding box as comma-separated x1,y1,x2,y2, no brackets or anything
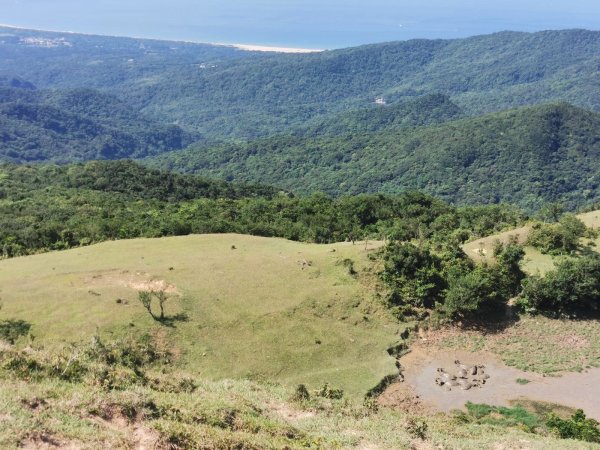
138,291,155,320
443,266,505,319
154,290,168,320
538,202,564,223
382,242,445,308
138,290,169,321
494,240,526,297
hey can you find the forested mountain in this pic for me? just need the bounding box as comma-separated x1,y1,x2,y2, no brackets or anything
0,160,277,201
294,94,464,137
0,76,35,89
1,26,599,211
1,27,599,140
0,86,194,162
151,102,600,211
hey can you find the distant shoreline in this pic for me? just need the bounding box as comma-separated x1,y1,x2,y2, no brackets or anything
0,23,325,53
219,43,324,53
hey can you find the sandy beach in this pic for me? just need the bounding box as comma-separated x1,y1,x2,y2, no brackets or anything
223,43,324,53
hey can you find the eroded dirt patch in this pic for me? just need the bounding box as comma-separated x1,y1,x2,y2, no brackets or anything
20,433,81,450
84,270,178,294
270,402,316,421
88,405,159,450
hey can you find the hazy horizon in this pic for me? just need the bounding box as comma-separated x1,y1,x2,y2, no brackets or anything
3,0,600,49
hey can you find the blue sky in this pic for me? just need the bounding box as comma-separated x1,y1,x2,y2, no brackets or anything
3,0,600,48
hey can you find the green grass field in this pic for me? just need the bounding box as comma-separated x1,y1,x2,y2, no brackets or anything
0,234,403,397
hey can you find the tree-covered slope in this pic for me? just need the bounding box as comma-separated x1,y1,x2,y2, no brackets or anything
0,86,195,162
152,102,600,211
2,27,599,139
0,160,528,258
294,93,463,137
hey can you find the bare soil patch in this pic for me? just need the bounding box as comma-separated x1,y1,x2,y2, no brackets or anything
377,379,424,414
84,270,178,294
270,402,316,421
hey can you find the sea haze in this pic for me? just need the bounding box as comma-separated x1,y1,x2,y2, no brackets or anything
3,0,600,48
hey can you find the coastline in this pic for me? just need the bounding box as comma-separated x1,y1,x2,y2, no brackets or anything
0,23,326,53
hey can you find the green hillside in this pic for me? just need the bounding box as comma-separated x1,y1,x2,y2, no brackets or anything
0,160,528,259
153,102,600,211
294,93,464,137
0,86,194,162
463,209,600,276
1,24,600,450
2,27,599,139
0,233,401,396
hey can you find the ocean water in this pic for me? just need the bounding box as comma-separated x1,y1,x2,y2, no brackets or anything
3,0,600,48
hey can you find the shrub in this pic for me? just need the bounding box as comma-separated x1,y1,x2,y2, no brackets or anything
405,418,428,440
518,254,600,317
546,409,600,443
314,383,344,399
528,214,587,255
382,243,445,308
292,384,310,401
340,258,357,276
0,319,31,344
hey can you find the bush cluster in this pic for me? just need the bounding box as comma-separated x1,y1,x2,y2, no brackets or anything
518,254,600,318
0,333,171,390
527,214,588,255
382,239,525,321
546,409,600,443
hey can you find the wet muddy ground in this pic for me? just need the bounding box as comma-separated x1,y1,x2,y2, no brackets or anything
384,348,600,420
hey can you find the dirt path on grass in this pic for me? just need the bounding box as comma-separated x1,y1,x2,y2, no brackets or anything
383,347,600,420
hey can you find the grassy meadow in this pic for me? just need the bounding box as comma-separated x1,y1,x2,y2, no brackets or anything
0,234,404,397
463,209,600,275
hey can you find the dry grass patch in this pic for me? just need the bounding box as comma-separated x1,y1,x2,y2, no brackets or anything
421,316,600,374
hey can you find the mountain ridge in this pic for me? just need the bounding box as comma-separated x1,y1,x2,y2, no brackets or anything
2,27,599,139
150,101,600,211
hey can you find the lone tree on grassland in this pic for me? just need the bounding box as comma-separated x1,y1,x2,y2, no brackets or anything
138,290,169,321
